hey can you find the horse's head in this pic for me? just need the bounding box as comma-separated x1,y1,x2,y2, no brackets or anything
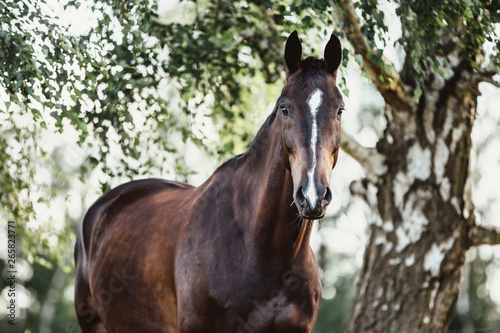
280,31,343,220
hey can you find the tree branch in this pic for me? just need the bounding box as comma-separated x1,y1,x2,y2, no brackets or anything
335,0,414,112
247,36,281,84
252,7,284,84
341,129,386,177
223,28,254,53
469,224,500,247
471,67,500,88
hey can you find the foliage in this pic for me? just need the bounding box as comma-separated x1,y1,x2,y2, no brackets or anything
0,0,340,264
395,0,500,76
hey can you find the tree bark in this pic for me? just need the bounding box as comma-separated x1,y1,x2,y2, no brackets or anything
335,1,500,331
346,64,478,331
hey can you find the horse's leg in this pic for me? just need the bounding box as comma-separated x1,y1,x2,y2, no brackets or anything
74,273,109,332
74,238,109,333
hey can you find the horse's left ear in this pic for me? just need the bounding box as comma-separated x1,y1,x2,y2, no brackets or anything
324,34,342,74
285,31,302,74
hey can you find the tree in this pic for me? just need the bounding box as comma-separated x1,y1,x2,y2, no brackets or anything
1,0,500,332
335,1,500,330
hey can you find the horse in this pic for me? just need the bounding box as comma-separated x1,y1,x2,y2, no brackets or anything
74,30,344,333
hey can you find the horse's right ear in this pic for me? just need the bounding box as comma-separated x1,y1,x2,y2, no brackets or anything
324,33,342,74
285,31,302,74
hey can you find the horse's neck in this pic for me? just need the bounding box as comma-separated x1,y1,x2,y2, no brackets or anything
235,112,314,260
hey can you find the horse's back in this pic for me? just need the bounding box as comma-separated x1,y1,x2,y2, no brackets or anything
75,178,193,332
76,178,192,267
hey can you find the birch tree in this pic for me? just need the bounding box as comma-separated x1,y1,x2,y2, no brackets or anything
333,1,500,330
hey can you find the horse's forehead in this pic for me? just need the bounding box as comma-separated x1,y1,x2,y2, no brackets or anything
286,83,341,107
286,72,340,99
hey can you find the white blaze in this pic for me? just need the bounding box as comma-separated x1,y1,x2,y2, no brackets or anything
305,88,323,207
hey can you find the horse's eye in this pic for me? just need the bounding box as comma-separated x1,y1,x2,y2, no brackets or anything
280,104,289,117
337,107,345,120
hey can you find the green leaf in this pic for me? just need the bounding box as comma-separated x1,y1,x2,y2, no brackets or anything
413,86,423,103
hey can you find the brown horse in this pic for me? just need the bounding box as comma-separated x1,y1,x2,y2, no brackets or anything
74,31,344,333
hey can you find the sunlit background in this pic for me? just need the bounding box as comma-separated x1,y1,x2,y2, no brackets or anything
1,0,499,332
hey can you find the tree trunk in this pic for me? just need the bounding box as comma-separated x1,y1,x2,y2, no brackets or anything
344,53,497,330
332,1,500,330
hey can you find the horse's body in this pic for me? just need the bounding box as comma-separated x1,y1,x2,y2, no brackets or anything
75,31,344,333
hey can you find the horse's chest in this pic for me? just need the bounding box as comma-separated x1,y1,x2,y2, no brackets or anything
176,228,321,332
184,268,321,332
232,278,321,333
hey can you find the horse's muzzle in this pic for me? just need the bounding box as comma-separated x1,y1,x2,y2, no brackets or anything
294,185,332,219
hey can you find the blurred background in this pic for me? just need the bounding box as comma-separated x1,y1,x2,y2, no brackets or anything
1,0,499,332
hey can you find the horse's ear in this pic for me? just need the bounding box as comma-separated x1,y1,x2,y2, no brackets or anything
285,31,302,74
324,34,342,74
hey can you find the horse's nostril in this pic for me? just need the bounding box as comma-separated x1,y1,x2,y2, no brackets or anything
296,186,307,206
323,186,332,206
